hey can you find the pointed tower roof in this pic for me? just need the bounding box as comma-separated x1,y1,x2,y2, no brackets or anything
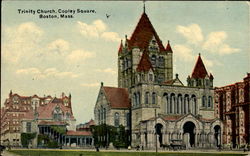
165,40,173,52
191,54,208,79
118,40,123,54
136,51,153,72
128,13,165,52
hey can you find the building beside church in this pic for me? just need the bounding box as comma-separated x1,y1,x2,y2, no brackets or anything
1,92,93,147
214,73,250,147
94,10,223,149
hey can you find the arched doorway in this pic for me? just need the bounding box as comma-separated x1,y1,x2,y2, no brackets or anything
214,125,221,147
183,121,196,147
155,123,163,146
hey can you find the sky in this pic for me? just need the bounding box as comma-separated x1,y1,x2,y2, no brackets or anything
1,1,249,124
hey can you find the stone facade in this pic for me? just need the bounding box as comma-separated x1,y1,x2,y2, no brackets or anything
214,73,250,147
94,11,222,149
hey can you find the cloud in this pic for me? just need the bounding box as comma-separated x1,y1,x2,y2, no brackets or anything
47,39,70,55
77,20,121,42
16,67,79,79
202,31,239,55
96,68,116,75
173,44,214,68
66,50,95,63
81,83,100,87
101,32,120,42
173,44,194,62
176,24,203,45
3,22,44,63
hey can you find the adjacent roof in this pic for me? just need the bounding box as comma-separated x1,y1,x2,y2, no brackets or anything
191,54,208,79
103,87,130,108
136,51,153,72
66,130,92,136
128,13,165,52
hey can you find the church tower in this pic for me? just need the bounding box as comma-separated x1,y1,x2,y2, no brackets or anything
187,53,214,89
118,11,173,89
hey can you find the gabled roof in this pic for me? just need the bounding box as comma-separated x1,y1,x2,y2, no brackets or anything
128,13,165,52
103,86,130,109
51,97,63,103
191,54,208,79
165,41,173,52
136,51,153,72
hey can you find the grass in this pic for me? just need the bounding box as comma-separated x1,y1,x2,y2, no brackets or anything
9,149,248,156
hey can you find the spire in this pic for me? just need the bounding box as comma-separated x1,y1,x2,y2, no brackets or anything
136,50,153,72
191,54,208,79
128,11,165,52
143,0,146,13
166,40,173,52
118,40,123,53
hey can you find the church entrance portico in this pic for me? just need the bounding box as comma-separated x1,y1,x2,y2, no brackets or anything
214,125,221,147
183,121,196,148
155,123,163,146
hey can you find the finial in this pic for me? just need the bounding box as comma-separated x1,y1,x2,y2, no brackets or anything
176,73,179,79
143,0,146,13
125,35,127,40
168,40,170,44
199,53,201,56
101,82,104,86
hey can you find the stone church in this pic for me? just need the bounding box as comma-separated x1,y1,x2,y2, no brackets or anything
94,10,223,149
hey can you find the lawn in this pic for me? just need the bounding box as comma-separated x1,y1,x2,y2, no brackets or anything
9,150,248,156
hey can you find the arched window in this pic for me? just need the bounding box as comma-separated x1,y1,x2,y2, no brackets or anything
145,92,149,104
152,92,156,104
133,93,137,107
170,93,175,114
159,57,164,67
191,95,197,114
114,112,120,127
103,108,106,123
208,96,212,107
137,92,141,106
151,55,156,66
177,94,182,114
149,74,153,82
184,95,189,114
163,93,169,114
98,110,100,124
202,96,206,107
100,106,103,122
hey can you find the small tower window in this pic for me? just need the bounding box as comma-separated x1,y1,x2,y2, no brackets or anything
114,112,120,127
149,74,153,81
151,55,156,66
152,92,156,104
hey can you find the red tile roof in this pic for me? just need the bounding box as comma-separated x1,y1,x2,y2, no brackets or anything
136,51,153,72
66,130,92,136
103,87,130,109
38,121,67,126
191,54,208,79
165,41,173,52
128,13,165,52
37,102,74,119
